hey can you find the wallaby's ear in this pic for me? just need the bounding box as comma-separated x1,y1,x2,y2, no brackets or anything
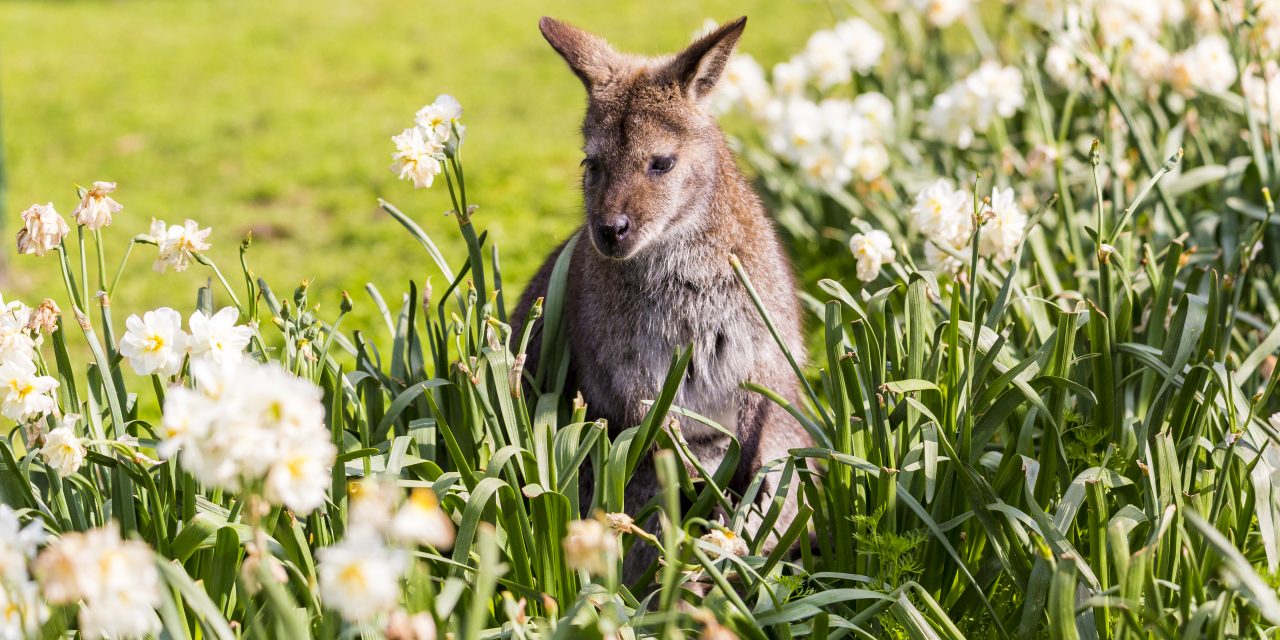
539,17,618,92
666,16,747,102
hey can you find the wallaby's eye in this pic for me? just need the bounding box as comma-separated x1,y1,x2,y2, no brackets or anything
581,157,602,174
649,155,677,175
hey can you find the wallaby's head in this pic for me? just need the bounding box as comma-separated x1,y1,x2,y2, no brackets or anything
540,16,746,260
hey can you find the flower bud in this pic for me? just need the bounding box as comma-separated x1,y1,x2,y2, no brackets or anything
294,280,310,309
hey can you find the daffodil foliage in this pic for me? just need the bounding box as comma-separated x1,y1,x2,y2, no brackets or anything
5,1,1280,638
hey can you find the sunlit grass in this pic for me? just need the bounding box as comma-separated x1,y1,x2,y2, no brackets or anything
0,0,829,333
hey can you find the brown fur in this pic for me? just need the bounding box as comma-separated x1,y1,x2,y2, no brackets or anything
513,16,810,581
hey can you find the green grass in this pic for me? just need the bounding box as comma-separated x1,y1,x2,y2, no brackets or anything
1,0,830,327
7,2,1280,638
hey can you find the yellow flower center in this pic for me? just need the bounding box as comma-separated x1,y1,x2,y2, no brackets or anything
409,488,439,511
339,563,367,589
15,382,33,399
144,333,166,353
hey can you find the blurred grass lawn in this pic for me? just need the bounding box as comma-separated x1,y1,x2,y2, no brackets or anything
1,0,830,330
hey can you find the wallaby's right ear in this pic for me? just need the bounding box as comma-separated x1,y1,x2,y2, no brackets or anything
539,17,617,92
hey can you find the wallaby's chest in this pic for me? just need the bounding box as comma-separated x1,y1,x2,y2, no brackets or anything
572,268,758,433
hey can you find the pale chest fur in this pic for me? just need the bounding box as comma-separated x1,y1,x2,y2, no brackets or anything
569,247,761,437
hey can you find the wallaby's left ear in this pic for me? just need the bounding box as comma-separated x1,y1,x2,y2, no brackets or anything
666,17,747,102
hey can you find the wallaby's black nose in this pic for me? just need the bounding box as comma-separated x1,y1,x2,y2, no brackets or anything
593,216,631,253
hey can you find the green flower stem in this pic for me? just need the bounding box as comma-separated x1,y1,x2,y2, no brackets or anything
108,236,150,297
55,241,85,314
92,228,108,293
193,251,245,314
77,226,89,308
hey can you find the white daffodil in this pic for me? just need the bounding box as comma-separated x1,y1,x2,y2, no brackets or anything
925,62,1024,148
1244,62,1280,124
0,298,36,366
835,18,884,74
978,187,1028,263
764,96,890,189
391,488,456,549
156,386,212,459
563,518,618,577
925,235,970,273
1023,0,1087,31
1169,35,1237,96
120,307,189,377
771,59,810,98
347,478,399,536
318,533,407,622
385,610,438,640
700,527,749,560
803,29,854,89
188,307,253,365
391,126,445,189
709,53,771,118
240,363,327,437
852,92,895,137
912,0,971,27
0,504,44,583
824,99,865,162
0,359,58,422
766,98,823,159
150,218,212,273
34,523,161,639
1095,3,1156,48
161,358,332,512
799,143,853,192
265,432,337,514
0,505,46,638
16,203,69,257
1044,44,1085,90
40,422,86,477
852,143,891,182
79,594,163,640
924,85,978,149
0,581,45,640
33,530,91,605
965,61,1025,123
415,94,465,146
72,181,124,230
849,230,897,282
1255,2,1280,56
911,179,973,246
1127,34,1171,85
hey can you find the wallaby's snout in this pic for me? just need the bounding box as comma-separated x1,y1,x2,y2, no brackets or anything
591,213,631,258
540,15,747,261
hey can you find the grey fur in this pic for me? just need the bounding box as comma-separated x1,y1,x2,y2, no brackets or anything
513,16,810,581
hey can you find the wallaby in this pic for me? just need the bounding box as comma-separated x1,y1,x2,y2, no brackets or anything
512,16,810,580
